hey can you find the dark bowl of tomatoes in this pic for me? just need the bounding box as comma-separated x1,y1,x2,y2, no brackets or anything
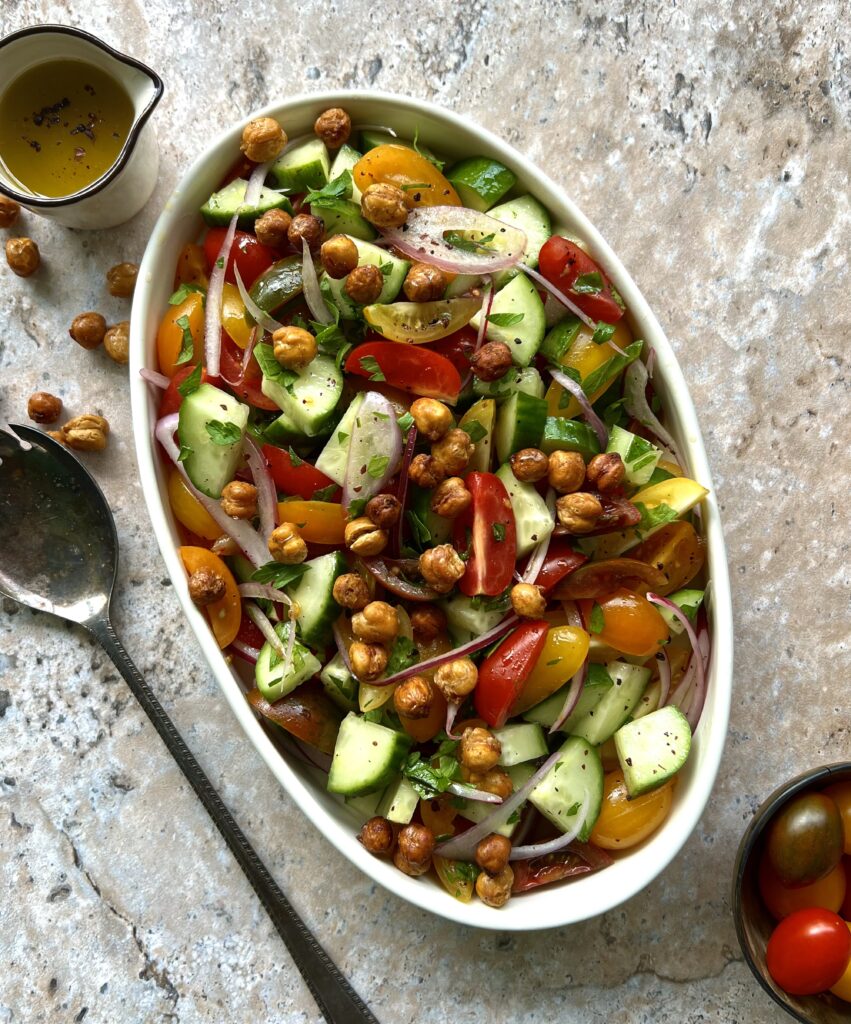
733,763,851,1023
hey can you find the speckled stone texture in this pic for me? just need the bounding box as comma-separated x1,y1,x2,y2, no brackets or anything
1,2,848,1021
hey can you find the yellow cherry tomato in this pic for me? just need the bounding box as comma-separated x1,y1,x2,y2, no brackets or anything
631,520,705,596
590,769,675,850
421,795,458,837
174,242,208,288
830,922,851,1001
353,144,461,207
364,296,482,343
584,588,669,658
511,625,590,714
221,281,253,349
275,501,345,545
168,468,223,541
179,546,241,649
434,855,475,902
157,290,204,377
594,477,710,559
759,854,846,920
545,321,634,419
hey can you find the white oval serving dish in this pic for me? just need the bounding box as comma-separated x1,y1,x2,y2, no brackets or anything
130,90,733,931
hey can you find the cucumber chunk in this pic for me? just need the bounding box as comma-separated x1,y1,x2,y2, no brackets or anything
313,198,376,241
569,661,651,746
495,463,553,557
263,407,306,446
323,237,409,319
614,705,692,797
522,674,613,729
255,622,322,702
177,383,249,498
473,366,545,403
445,156,516,212
657,590,705,635
469,273,546,367
329,144,364,201
540,318,582,363
494,722,548,766
200,178,293,229
606,425,663,486
494,391,547,463
488,195,552,288
319,652,358,711
258,350,343,437
314,393,365,485
455,763,535,837
288,551,348,648
541,417,601,459
442,592,508,639
344,788,385,823
459,398,496,472
378,776,420,825
529,736,604,840
358,130,440,163
327,713,412,797
270,137,330,191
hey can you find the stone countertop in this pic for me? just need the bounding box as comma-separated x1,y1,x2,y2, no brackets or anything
1,2,849,1021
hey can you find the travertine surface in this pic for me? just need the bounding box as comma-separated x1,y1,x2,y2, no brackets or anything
1,2,849,1021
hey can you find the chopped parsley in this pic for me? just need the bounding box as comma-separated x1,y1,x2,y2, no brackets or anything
386,635,419,676
572,271,603,295
589,602,605,634
486,312,524,327
254,342,298,393
358,355,385,382
492,522,506,542
250,561,311,589
634,501,680,535
168,282,205,306
367,454,390,478
311,482,338,502
460,420,487,443
177,364,202,397
403,750,460,800
205,420,242,446
445,231,496,254
592,322,616,345
173,314,195,367
304,170,353,207
397,411,415,434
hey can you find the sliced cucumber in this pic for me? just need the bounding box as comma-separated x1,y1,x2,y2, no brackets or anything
270,137,330,191
474,366,545,403
442,592,508,639
378,776,420,825
607,425,663,486
327,712,412,797
177,383,248,498
569,661,651,746
314,393,365,485
631,680,662,722
201,178,293,229
288,551,348,648
255,622,322,702
455,762,535,837
263,407,306,446
319,652,358,711
657,590,705,635
488,195,552,288
259,350,343,437
407,484,452,547
444,273,483,299
344,788,385,823
614,705,692,797
358,130,440,163
313,198,376,242
445,157,516,212
529,736,604,840
494,391,547,463
329,144,364,201
323,237,409,319
522,674,612,729
494,723,548,766
541,417,601,459
495,463,554,557
540,318,582,364
459,398,495,472
469,273,546,367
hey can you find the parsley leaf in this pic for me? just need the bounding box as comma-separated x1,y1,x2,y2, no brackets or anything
177,364,202,397
634,501,680,534
406,509,431,548
469,590,511,612
358,355,385,382
378,260,394,277
397,411,415,434
304,170,353,207
251,561,311,589
403,750,460,800
254,342,298,393
367,454,390,479
177,443,193,462
400,181,431,191
592,322,616,345
168,282,205,306
174,314,195,367
572,271,603,295
459,420,487,443
412,126,445,170
486,312,525,327
348,497,367,519
312,482,338,502
386,635,419,676
445,231,496,254
580,340,642,398
492,522,506,542
587,663,615,687
287,446,304,467
337,431,349,444
205,420,242,446
589,602,605,634
312,318,348,363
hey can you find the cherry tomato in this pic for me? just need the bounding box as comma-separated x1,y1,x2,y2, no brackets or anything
168,468,223,541
353,144,462,207
173,242,208,289
420,795,458,837
580,589,669,658
453,471,516,597
554,557,667,600
245,683,342,755
511,850,595,892
178,546,241,648
262,444,339,501
538,236,623,322
475,621,549,728
434,856,475,902
545,323,633,419
401,680,448,744
631,520,705,596
345,341,462,402
766,792,844,887
157,364,208,418
824,782,851,855
428,326,478,376
235,612,266,653
590,770,675,850
766,908,851,995
831,922,851,1001
216,331,280,410
220,281,253,349
276,501,345,545
510,625,589,714
203,228,277,287
533,540,587,592
759,854,846,920
156,290,204,377
364,296,481,343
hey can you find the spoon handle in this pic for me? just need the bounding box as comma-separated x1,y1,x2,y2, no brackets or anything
88,615,380,1024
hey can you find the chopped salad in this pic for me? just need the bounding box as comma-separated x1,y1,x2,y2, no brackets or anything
146,107,711,910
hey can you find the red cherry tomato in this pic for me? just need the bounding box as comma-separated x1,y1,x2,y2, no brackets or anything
235,613,266,652
345,341,462,402
538,236,623,323
511,851,596,892
261,444,340,501
203,228,277,287
157,364,208,418
427,325,478,376
533,539,587,592
475,621,549,728
766,908,851,995
214,331,279,410
453,472,516,597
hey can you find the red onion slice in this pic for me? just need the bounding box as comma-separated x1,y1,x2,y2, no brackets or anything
243,158,273,207
656,649,672,708
647,594,707,728
156,414,269,566
230,639,261,664
509,789,591,860
447,782,502,804
360,557,440,602
240,326,259,378
237,582,292,606
242,434,279,541
342,391,402,511
301,238,333,324
445,699,463,739
473,277,495,354
332,619,355,675
549,658,588,735
205,213,238,378
624,358,681,462
561,599,584,629
290,736,333,774
520,265,596,330
140,367,170,389
234,264,283,335
381,206,526,275
352,123,398,137
244,600,296,678
549,368,609,450
393,424,418,556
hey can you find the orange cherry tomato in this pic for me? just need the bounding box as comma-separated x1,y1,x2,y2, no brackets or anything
824,783,851,855
401,687,447,744
581,588,670,658
545,321,634,419
631,520,705,596
759,853,846,920
179,546,241,648
353,144,461,207
174,242,208,288
420,795,458,837
276,501,345,545
157,290,204,377
590,770,675,850
168,468,223,541
221,282,253,349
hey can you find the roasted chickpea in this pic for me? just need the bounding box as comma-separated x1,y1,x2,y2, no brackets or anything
103,321,130,364
254,208,292,248
510,447,549,483
510,582,546,618
430,477,472,518
241,116,287,163
410,397,453,442
470,341,513,382
332,573,371,610
475,834,512,876
6,237,39,277
351,600,399,644
365,493,402,529
434,657,478,700
408,453,445,489
344,516,388,556
272,325,317,369
221,480,258,520
548,449,586,494
556,492,603,533
344,264,383,305
0,195,20,229
410,604,447,642
419,544,465,593
268,522,308,563
63,414,109,452
432,428,474,476
361,182,409,230
314,107,351,149
393,676,434,720
586,451,626,493
402,262,447,302
105,262,138,298
188,567,226,606
459,726,502,774
287,212,324,252
349,641,388,681
27,391,62,424
475,864,514,907
69,312,107,350
359,816,395,855
393,823,435,877
476,767,513,801
320,234,358,279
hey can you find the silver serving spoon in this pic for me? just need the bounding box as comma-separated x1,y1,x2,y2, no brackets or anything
0,424,378,1024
